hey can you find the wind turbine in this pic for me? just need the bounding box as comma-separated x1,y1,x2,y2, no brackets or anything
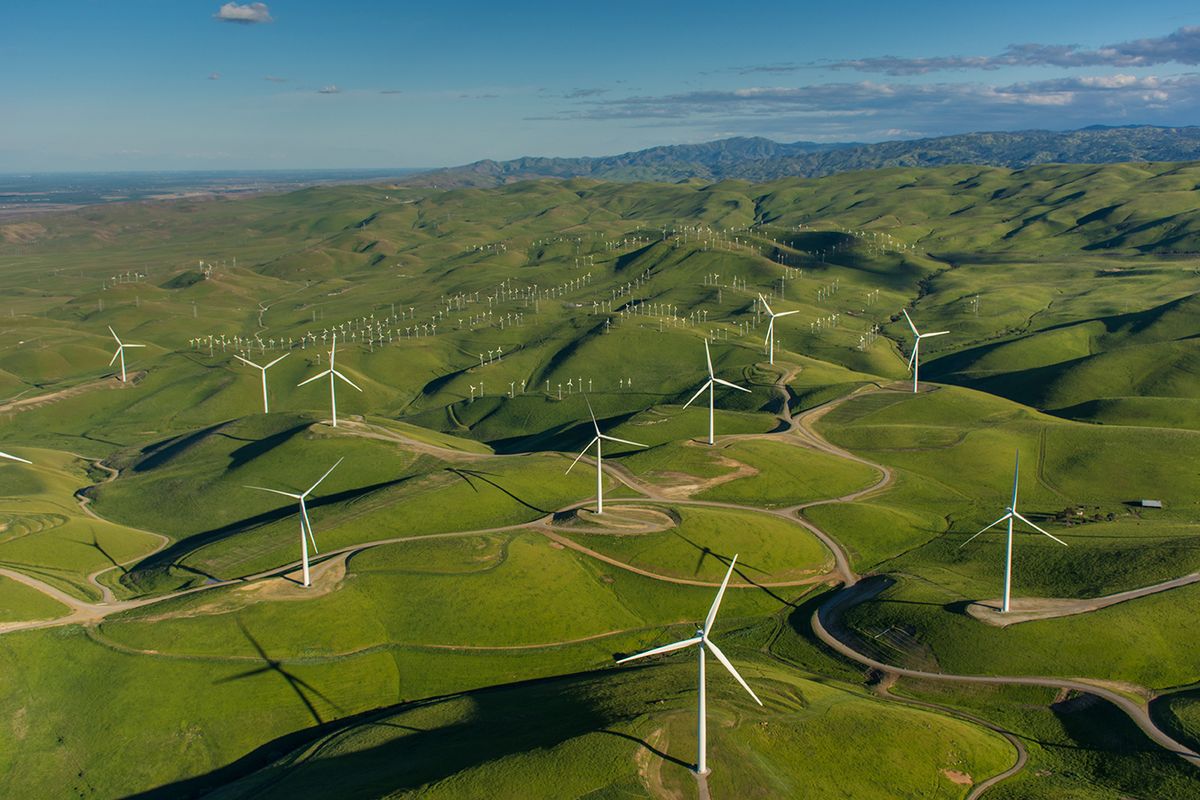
960,451,1067,613
246,458,343,587
758,294,797,366
107,326,145,383
566,397,646,515
0,451,31,464
298,334,361,427
235,353,288,414
683,340,750,445
901,309,947,393
617,555,763,775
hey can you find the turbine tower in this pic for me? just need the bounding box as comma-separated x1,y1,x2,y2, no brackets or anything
683,340,750,445
298,334,361,427
758,294,797,366
566,397,646,515
235,353,288,413
246,458,343,587
107,326,145,383
0,451,31,464
617,555,763,775
901,309,948,393
960,451,1067,613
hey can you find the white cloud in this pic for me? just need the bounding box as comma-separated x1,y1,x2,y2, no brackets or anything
214,3,273,24
317,85,341,94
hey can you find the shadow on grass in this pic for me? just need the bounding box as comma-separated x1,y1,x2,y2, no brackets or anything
445,467,553,514
131,669,652,799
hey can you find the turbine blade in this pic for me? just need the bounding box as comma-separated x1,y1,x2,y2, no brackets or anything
704,340,713,377
616,635,703,664
901,308,918,335
703,555,738,635
300,502,319,554
1011,451,1020,510
683,381,711,410
0,451,32,464
298,370,331,387
757,293,773,317
109,348,121,366
234,354,260,368
565,439,598,474
585,396,599,435
123,344,145,348
714,378,750,393
1014,512,1069,546
907,345,918,372
332,370,363,392
265,354,289,369
704,639,764,706
599,433,648,448
959,513,1011,548
304,457,345,496
764,318,774,347
245,485,302,499
921,331,949,338
108,326,121,345
775,310,799,318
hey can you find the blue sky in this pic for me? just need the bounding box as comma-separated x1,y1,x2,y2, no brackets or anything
2,1,1199,170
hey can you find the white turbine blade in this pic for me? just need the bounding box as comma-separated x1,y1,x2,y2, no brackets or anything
264,353,289,369
704,639,764,706
907,344,918,372
332,370,363,392
109,348,121,366
123,344,146,349
704,340,713,377
585,395,600,435
921,331,949,338
245,485,302,499
565,438,598,474
298,369,331,387
0,451,32,464
108,326,122,345
1011,451,1020,510
901,308,918,335
304,456,345,496
959,513,1011,548
763,317,774,347
616,635,703,664
714,378,750,393
300,502,319,555
599,433,648,448
703,555,738,635
775,310,799,318
757,293,774,317
234,354,262,369
1014,512,1069,546
683,380,711,409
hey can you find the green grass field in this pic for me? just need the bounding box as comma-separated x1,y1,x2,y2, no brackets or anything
3,161,1200,795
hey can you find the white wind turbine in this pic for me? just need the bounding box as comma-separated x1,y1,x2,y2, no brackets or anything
246,458,343,588
683,340,750,445
235,353,288,414
901,309,947,393
758,294,797,366
960,451,1067,613
0,451,31,464
566,397,646,515
298,334,361,427
617,555,763,775
107,326,145,383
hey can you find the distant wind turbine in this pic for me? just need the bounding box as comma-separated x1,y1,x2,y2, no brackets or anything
758,294,797,366
960,451,1067,613
246,458,343,587
0,451,31,464
235,353,288,413
901,309,947,393
298,334,361,426
683,340,750,445
566,397,646,515
617,555,763,775
107,326,145,383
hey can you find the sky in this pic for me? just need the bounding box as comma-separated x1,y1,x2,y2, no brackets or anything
2,1,1200,171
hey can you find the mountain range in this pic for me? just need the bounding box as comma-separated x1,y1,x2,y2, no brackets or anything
407,125,1200,187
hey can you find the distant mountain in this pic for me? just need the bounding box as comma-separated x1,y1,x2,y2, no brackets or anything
408,126,1200,187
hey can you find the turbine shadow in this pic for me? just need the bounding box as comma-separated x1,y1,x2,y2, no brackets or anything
598,729,692,770
445,467,554,514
